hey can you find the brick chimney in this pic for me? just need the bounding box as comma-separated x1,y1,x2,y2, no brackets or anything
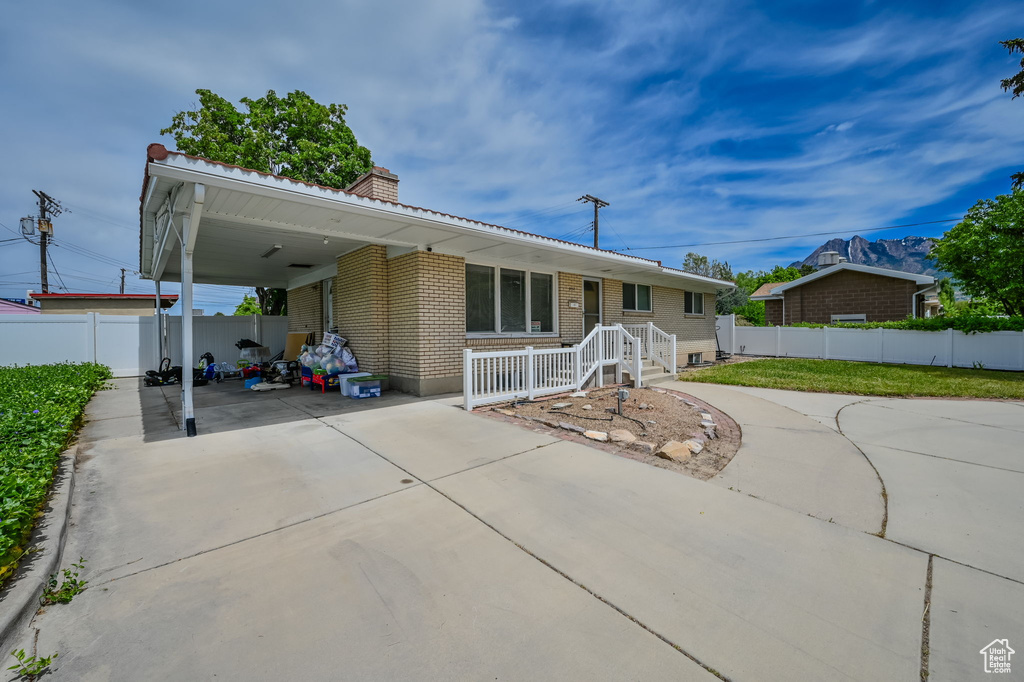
345,166,399,203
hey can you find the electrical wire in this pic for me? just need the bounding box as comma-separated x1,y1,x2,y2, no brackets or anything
615,219,959,251
47,252,69,293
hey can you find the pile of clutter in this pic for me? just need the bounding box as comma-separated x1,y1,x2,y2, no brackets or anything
299,334,358,375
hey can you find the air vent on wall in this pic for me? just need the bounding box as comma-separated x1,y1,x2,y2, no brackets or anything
287,263,314,269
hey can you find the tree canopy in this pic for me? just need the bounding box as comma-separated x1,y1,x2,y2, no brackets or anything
233,294,262,316
929,190,1024,316
162,89,373,189
163,89,369,316
1000,39,1024,189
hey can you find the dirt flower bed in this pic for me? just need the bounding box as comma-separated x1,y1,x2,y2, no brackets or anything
483,386,740,480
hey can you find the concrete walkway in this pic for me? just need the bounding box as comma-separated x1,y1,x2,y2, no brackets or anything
13,379,1021,680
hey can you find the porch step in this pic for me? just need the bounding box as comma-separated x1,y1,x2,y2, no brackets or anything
626,368,677,385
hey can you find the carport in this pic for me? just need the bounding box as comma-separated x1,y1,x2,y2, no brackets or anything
138,143,727,436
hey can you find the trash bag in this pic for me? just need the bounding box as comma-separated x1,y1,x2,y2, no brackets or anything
235,338,262,349
340,346,359,373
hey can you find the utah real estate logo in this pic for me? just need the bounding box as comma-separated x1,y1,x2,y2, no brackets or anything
980,639,1014,674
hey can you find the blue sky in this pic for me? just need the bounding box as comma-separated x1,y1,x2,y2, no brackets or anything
1,0,1022,313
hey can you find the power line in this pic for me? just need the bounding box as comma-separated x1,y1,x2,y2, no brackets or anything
616,218,959,251
48,252,69,292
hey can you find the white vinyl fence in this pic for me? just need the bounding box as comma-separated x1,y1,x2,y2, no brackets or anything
0,314,290,377
716,314,1024,371
463,323,645,410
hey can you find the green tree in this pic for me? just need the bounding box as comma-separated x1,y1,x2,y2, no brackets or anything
1000,39,1024,189
162,89,371,316
233,294,262,316
930,191,1024,316
731,265,808,326
681,252,733,281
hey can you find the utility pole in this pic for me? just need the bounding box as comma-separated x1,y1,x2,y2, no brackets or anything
31,191,63,294
120,268,126,294
578,194,609,249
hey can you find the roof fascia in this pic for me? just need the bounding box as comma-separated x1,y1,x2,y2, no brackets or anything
146,157,730,289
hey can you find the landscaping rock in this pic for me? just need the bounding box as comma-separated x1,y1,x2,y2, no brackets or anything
656,440,692,463
632,441,657,454
559,422,585,433
683,439,704,455
551,402,572,409
705,428,717,440
608,429,636,444
584,430,609,442
540,419,561,428
701,420,717,428
700,412,713,421
639,403,649,410
494,408,516,416
582,404,593,411
569,391,588,398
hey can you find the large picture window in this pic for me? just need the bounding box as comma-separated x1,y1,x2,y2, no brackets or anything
623,283,652,312
684,291,704,315
465,264,556,334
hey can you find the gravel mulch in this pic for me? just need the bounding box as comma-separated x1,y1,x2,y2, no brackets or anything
480,385,741,481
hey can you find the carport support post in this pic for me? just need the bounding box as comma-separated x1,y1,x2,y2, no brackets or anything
154,280,163,364
180,183,204,437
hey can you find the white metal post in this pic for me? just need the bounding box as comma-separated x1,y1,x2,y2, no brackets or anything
463,348,473,410
154,280,163,365
180,183,203,437
526,347,536,400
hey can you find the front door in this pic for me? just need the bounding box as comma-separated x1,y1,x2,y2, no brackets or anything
583,278,601,336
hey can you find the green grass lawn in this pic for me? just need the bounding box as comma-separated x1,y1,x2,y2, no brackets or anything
677,358,1024,400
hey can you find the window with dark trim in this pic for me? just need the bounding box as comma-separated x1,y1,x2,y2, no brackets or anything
684,291,704,315
622,283,652,312
465,264,556,334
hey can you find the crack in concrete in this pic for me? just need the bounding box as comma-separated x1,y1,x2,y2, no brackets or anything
864,401,1024,434
920,555,933,682
319,418,731,681
835,400,889,538
855,442,1024,475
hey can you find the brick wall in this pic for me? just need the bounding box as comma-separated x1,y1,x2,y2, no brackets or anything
335,245,390,373
601,279,716,364
558,271,584,344
286,282,322,333
388,251,465,385
782,270,916,324
765,299,783,326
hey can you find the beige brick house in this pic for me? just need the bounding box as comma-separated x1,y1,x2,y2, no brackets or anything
751,262,937,326
139,144,732,398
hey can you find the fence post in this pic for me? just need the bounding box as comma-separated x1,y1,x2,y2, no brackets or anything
1020,330,1024,372
597,329,604,388
946,327,954,368
574,344,582,389
615,326,624,384
647,321,654,359
86,313,98,363
775,325,781,357
671,334,677,373
728,314,736,354
878,328,885,364
823,326,829,360
526,347,536,400
462,348,473,411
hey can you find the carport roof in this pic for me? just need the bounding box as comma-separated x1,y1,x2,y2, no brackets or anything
139,144,734,291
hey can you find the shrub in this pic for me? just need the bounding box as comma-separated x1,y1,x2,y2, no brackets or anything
788,316,1024,334
0,363,111,583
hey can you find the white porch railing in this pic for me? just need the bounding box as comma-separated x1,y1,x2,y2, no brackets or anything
463,324,645,410
623,321,677,373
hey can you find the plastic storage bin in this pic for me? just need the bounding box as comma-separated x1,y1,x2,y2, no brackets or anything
339,372,372,397
350,377,382,399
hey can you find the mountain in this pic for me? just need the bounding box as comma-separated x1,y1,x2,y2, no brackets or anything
789,235,947,277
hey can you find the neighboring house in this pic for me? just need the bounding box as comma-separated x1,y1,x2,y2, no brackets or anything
29,293,179,315
750,253,937,325
138,144,732,398
0,298,40,314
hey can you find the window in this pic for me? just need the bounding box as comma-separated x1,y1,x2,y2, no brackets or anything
687,352,703,365
465,264,556,334
622,283,652,312
684,291,704,315
831,314,866,323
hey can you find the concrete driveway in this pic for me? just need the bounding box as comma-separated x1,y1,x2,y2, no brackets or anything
12,379,1024,680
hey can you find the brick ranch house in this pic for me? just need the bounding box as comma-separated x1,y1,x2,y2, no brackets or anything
750,259,937,326
139,144,731,400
